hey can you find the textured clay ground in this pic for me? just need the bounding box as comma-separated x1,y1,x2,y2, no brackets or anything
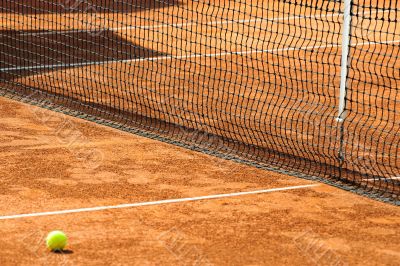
0,96,399,265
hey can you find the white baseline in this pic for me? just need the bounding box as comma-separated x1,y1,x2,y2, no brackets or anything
1,39,399,72
0,184,318,220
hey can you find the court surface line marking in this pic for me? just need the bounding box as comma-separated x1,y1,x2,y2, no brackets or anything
2,39,399,72
21,13,338,35
363,176,400,181
19,10,388,36
0,184,319,220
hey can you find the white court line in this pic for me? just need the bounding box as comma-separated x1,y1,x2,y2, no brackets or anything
1,39,399,72
0,184,318,220
19,9,389,36
363,176,400,181
19,13,338,36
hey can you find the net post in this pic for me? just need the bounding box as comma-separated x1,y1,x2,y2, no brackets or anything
337,0,353,169
336,0,353,123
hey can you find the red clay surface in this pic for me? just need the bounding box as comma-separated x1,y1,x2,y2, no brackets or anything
0,96,399,265
1,0,399,198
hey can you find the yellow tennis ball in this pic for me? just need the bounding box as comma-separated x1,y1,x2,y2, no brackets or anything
46,230,67,251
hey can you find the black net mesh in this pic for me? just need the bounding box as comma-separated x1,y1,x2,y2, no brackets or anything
0,0,399,203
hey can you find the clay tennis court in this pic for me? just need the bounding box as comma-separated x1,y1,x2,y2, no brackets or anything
1,0,400,264
2,0,400,196
1,96,400,265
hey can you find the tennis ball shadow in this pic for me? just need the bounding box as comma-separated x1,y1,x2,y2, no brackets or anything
52,249,74,255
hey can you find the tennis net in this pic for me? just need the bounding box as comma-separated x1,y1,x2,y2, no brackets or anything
0,0,399,203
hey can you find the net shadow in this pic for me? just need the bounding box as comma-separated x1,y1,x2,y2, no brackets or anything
0,0,183,14
0,29,167,80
